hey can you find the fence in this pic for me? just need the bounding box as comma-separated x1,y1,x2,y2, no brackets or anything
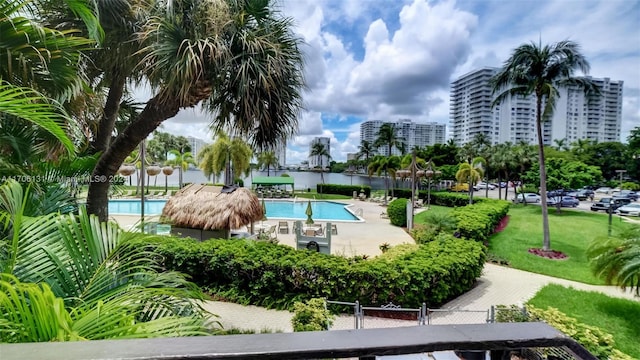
326,300,503,329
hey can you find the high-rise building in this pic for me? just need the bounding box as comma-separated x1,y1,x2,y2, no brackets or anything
359,119,446,156
450,68,623,145
308,137,331,169
186,136,209,160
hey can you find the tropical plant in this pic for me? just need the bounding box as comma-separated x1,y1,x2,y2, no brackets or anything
197,132,252,186
357,140,376,180
374,123,405,157
309,142,331,195
368,155,401,205
0,180,212,343
491,40,598,251
492,142,515,200
256,151,280,176
166,150,194,189
85,0,305,222
456,157,485,204
587,226,640,296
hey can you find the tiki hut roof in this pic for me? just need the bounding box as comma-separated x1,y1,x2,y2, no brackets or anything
161,184,263,230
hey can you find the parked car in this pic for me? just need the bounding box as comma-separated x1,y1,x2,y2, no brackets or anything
590,197,631,212
574,189,594,201
612,190,639,201
448,183,470,192
595,187,612,194
546,189,567,198
474,182,496,190
513,193,541,203
616,203,640,216
547,196,579,207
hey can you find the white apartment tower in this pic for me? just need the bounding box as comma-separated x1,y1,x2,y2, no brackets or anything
450,68,623,145
360,119,446,156
308,137,331,169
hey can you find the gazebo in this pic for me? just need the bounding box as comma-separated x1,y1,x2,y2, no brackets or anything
161,184,264,240
251,176,295,196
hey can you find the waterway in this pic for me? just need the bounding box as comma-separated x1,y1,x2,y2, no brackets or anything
125,169,391,191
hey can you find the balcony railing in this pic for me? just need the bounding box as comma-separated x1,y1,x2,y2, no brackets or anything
0,322,596,360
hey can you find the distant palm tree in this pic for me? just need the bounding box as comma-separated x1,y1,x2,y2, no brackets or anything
374,123,405,157
166,150,194,189
309,142,331,196
492,142,515,200
256,151,280,176
199,132,253,186
456,157,486,205
368,155,400,205
553,138,569,151
491,40,598,251
357,140,376,186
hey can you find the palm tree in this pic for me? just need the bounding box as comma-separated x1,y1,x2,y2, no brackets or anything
553,138,569,151
492,142,516,200
309,142,331,197
374,123,405,157
198,132,253,186
85,0,305,222
456,157,486,205
472,134,492,198
491,40,598,251
166,150,194,189
368,155,400,205
256,151,280,176
512,141,537,203
0,180,210,343
587,227,640,296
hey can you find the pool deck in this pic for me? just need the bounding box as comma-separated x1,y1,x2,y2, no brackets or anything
110,198,416,257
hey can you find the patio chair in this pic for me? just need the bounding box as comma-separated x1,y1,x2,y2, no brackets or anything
278,221,289,234
331,224,338,235
267,224,278,241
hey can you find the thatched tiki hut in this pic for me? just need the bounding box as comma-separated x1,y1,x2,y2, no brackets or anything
162,184,264,240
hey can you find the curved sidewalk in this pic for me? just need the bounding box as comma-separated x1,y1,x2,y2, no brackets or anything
201,262,638,333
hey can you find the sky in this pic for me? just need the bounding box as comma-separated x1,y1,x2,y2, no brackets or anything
156,0,640,164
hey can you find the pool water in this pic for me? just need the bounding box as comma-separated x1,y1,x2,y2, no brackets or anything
109,200,168,215
264,200,360,222
108,199,361,222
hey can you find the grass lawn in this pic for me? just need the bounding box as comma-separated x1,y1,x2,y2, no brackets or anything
528,284,640,358
489,205,634,284
413,205,453,224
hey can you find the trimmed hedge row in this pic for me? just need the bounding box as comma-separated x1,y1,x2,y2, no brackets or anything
451,200,510,243
149,237,486,310
316,184,371,197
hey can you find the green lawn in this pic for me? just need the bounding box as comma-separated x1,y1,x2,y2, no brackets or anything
528,284,640,358
489,205,634,284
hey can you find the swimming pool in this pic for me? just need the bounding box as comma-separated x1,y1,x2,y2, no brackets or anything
109,200,168,215
108,199,361,222
263,200,361,222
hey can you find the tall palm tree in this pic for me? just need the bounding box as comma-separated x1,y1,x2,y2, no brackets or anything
368,155,400,205
374,123,405,157
0,180,210,343
256,151,280,176
85,0,305,222
491,40,598,251
309,142,331,196
166,150,194,189
492,142,515,200
456,157,486,205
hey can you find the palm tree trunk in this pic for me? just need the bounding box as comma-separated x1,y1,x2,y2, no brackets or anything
90,75,126,153
498,174,503,200
87,95,182,222
536,95,551,251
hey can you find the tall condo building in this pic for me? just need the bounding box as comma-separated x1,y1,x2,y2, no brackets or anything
360,119,446,156
308,137,331,169
450,68,623,145
186,136,209,160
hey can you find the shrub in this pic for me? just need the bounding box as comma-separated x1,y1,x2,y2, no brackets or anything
150,236,486,310
291,298,333,331
387,198,408,226
496,305,633,360
451,200,510,243
315,184,371,197
621,182,639,191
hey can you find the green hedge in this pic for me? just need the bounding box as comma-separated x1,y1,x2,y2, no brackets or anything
150,237,486,310
427,192,491,207
387,198,408,226
451,200,510,243
316,184,371,197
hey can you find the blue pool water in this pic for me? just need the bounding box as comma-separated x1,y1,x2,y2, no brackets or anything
264,200,360,222
109,200,168,215
108,199,360,221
